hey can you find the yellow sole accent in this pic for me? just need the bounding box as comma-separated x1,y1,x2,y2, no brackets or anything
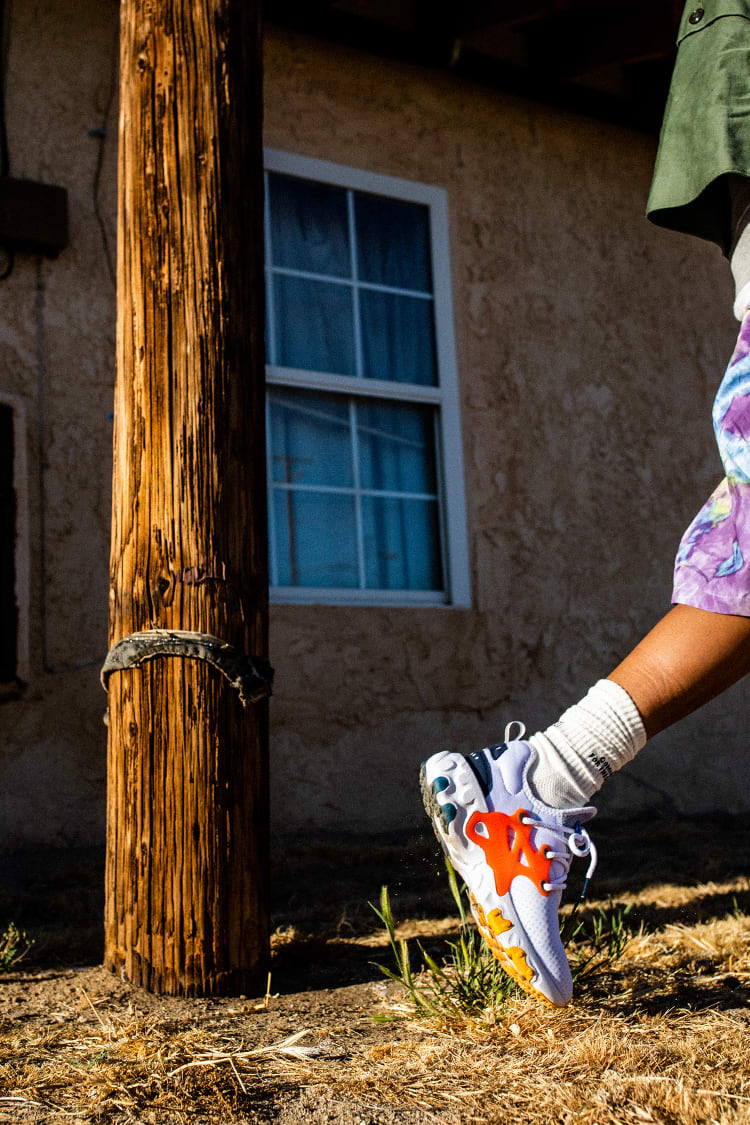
487,907,512,936
494,946,557,1007
470,893,560,1009
472,898,489,930
504,944,534,981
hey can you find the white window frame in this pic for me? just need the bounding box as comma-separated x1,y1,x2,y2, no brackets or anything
264,148,470,608
0,393,29,686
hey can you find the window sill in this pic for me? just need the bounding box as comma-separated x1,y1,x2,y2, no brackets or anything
270,587,470,609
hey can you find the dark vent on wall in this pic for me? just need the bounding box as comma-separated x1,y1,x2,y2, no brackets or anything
0,403,16,681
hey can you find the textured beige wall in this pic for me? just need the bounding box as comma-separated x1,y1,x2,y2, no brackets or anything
0,8,745,850
0,0,117,849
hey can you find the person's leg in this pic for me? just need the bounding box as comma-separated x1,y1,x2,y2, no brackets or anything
530,311,750,809
422,302,750,1006
608,603,750,737
527,604,750,809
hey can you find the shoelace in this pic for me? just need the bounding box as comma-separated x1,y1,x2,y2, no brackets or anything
517,817,598,896
504,719,598,898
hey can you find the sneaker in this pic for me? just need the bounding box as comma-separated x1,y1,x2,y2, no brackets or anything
420,723,597,1008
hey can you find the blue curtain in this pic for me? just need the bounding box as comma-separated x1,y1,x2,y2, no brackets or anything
354,192,432,291
359,289,436,385
357,401,441,590
273,274,355,376
269,173,350,276
269,391,358,587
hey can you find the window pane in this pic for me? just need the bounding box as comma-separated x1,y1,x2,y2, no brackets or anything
274,274,355,376
360,289,437,385
269,172,350,278
362,497,442,590
273,490,358,588
357,401,437,494
270,391,352,488
355,193,432,292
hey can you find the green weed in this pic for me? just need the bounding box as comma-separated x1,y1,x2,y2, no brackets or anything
0,922,34,972
370,859,517,1021
372,861,634,1019
565,900,634,982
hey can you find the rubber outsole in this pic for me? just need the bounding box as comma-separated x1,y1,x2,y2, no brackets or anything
419,763,452,853
470,894,557,1008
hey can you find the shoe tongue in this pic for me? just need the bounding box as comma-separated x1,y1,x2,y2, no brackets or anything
497,740,534,795
525,800,597,835
533,804,596,886
495,739,597,886
519,779,597,886
561,804,597,827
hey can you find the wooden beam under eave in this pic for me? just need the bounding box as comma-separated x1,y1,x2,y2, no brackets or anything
455,1,563,35
525,6,678,78
452,44,667,133
414,0,460,66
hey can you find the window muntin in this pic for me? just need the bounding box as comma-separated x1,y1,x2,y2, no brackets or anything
264,151,469,608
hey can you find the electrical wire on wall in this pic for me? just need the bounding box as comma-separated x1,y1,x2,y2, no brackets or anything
0,0,15,281
0,0,102,676
35,259,102,675
34,21,118,675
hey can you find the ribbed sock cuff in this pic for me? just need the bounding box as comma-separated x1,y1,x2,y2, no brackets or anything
527,679,647,809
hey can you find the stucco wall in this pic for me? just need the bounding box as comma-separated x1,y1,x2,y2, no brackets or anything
0,7,745,851
262,29,745,832
0,0,117,850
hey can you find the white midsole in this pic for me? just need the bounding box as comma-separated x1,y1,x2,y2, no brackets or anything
423,750,551,980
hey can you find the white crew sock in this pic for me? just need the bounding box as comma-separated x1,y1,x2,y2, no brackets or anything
526,679,647,809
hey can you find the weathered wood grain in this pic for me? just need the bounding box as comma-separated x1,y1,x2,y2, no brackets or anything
105,0,268,995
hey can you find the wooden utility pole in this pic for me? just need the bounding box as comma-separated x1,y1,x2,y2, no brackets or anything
104,0,269,995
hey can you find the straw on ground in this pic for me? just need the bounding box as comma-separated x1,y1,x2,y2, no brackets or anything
2,876,750,1123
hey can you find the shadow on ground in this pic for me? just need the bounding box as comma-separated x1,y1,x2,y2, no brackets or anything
2,810,750,987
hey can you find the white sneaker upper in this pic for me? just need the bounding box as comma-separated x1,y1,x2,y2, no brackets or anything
421,735,597,1007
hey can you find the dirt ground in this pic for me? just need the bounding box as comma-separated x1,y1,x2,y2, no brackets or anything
4,815,750,1124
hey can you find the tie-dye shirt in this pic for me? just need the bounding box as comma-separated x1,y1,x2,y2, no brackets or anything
674,312,750,614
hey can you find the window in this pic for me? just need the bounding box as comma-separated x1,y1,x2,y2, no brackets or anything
0,403,15,680
264,150,470,606
0,397,28,690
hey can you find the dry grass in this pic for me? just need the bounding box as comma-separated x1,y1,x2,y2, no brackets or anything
336,1006,750,1124
0,1011,342,1123
4,877,750,1123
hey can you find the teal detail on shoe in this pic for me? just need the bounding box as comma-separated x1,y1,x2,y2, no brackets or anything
433,775,450,793
441,802,457,825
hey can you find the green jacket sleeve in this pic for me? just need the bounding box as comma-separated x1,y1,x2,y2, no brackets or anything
647,0,750,254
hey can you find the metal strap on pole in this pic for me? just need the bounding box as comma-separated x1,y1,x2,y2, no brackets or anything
101,629,273,722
